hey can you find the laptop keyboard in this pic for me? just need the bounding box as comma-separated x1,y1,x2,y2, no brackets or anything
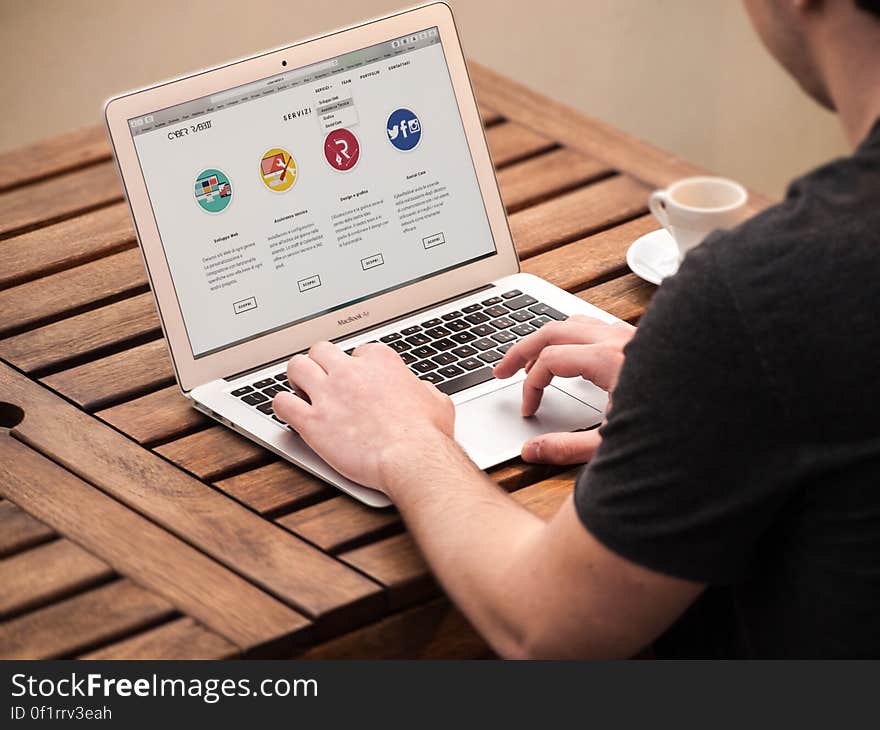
229,289,567,427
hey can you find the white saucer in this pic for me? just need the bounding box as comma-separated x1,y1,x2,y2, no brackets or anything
626,229,680,285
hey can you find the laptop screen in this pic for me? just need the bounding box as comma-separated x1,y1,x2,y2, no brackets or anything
128,27,497,358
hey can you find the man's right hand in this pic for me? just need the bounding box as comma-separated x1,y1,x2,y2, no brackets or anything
493,315,636,464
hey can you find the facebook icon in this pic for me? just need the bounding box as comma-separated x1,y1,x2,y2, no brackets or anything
386,108,422,151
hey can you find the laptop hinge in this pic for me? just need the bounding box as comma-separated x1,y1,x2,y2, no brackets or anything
223,282,495,382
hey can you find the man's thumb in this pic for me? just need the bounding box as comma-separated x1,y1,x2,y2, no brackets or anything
521,430,602,465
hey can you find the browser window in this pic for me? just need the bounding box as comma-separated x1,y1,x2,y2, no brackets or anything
129,27,497,358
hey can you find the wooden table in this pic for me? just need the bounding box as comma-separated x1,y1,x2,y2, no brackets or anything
0,63,767,659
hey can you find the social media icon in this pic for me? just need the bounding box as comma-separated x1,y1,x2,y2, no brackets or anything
324,128,360,171
386,108,422,151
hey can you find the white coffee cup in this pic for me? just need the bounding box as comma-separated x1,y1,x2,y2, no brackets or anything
649,176,748,261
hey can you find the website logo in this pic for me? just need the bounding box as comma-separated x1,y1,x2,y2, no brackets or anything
323,128,360,171
259,147,297,192
194,168,232,213
386,108,421,151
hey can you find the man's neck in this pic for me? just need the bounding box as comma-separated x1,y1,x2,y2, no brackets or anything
814,19,880,148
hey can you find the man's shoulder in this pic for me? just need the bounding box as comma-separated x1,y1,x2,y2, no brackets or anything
704,150,880,309
696,149,880,420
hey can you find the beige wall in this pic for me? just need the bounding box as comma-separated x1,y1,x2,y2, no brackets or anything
0,0,848,198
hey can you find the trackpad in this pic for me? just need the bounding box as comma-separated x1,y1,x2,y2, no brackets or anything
454,382,603,469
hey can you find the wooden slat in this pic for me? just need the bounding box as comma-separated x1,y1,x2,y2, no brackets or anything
0,436,308,648
0,501,55,558
0,538,114,620
340,473,576,608
42,338,174,411
214,461,333,515
0,435,309,650
0,162,122,239
0,247,147,337
485,122,555,168
0,203,134,290
155,426,271,482
3,364,382,623
0,579,175,660
489,460,561,492
299,598,488,659
0,292,160,373
96,385,208,445
275,461,552,555
497,148,611,213
472,62,773,211
576,273,656,323
509,174,649,259
81,617,238,660
277,498,400,554
523,214,658,292
0,125,111,192
340,532,435,610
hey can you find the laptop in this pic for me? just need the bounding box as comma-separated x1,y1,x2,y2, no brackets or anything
105,2,617,507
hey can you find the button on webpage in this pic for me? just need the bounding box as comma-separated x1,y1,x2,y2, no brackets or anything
361,253,385,270
422,232,446,249
297,275,322,293
233,296,258,314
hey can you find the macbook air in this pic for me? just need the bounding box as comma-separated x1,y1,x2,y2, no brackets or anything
105,2,618,507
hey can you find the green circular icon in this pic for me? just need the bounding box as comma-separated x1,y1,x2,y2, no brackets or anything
194,168,233,213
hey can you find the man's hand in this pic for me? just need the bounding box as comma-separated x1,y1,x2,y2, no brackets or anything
272,341,455,493
493,315,636,465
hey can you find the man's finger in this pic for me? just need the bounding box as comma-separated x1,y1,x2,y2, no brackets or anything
494,319,611,378
287,353,327,397
272,391,311,430
308,341,349,372
521,429,602,465
521,345,597,416
352,341,398,360
567,314,612,326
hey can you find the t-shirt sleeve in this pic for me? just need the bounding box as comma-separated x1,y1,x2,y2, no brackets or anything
575,237,795,584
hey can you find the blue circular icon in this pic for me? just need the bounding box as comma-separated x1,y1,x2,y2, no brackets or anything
386,108,422,151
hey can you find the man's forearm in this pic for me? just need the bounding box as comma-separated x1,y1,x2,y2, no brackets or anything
379,432,548,658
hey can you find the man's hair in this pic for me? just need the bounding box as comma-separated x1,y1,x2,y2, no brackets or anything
856,0,880,19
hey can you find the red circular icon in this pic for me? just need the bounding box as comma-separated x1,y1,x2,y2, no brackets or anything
323,128,360,171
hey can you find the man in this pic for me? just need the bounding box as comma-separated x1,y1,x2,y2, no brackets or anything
274,0,880,658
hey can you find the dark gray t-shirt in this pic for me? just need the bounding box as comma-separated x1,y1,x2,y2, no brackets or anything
575,121,880,658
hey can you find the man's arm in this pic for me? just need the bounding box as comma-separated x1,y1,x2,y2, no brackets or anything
272,336,702,659
380,436,703,658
